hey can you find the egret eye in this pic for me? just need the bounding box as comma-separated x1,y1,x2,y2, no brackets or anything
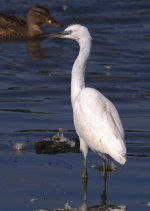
63,30,72,35
68,30,72,34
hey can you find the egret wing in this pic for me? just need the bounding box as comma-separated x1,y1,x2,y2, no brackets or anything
75,88,124,135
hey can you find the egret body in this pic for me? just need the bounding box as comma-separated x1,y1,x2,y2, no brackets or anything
53,24,126,178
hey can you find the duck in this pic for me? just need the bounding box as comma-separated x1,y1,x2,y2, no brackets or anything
0,5,62,39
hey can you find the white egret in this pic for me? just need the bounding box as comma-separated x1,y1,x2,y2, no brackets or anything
52,24,126,179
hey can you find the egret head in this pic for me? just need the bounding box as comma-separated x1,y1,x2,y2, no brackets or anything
50,24,92,42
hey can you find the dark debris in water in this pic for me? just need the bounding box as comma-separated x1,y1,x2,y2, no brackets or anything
35,129,80,154
35,139,80,154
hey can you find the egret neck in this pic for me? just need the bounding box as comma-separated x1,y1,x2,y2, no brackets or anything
71,37,92,107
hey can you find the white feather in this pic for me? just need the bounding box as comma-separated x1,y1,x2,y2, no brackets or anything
55,24,127,171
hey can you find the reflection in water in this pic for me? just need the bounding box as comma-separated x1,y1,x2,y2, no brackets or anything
26,34,58,61
1,1,150,210
53,170,127,211
26,39,47,61
80,170,127,211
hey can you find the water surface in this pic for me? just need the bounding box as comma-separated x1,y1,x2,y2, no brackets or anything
0,0,150,210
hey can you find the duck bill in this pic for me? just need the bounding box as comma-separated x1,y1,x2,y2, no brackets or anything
46,16,63,27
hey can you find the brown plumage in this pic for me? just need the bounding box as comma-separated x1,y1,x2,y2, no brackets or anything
0,5,62,38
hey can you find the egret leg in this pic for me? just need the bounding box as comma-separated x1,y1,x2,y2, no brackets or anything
80,138,88,180
82,155,88,180
102,159,107,179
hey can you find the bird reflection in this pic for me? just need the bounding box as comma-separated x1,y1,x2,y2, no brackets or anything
79,178,88,211
51,166,126,211
100,164,107,206
26,32,55,61
80,168,127,211
26,38,47,61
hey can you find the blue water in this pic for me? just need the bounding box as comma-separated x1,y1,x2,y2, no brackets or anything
0,1,150,210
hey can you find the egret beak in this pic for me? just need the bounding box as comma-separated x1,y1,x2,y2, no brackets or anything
49,31,70,38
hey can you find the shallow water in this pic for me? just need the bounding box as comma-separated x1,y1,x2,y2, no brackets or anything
0,0,150,211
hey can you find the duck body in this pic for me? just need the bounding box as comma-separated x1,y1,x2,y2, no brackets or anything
0,5,62,39
0,13,27,38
